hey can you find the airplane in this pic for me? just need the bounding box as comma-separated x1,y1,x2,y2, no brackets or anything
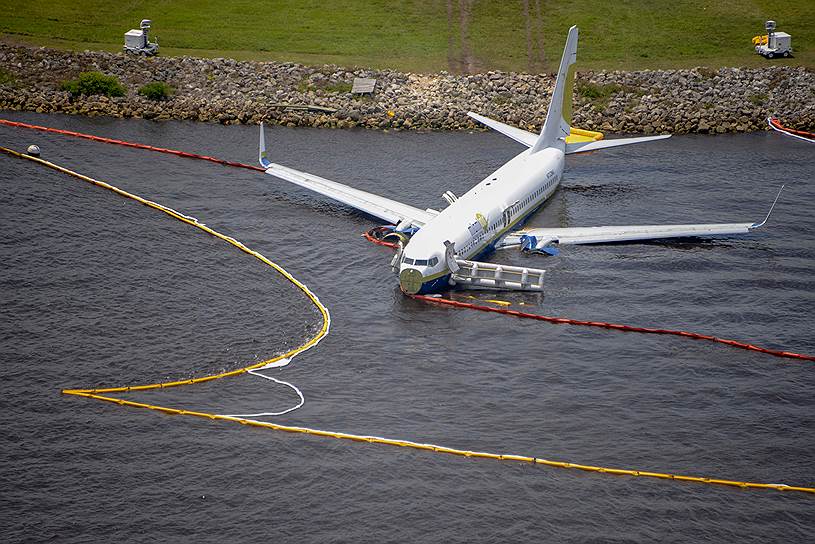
258,26,781,295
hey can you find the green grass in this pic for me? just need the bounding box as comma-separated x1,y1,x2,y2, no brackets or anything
748,92,768,105
138,81,174,100
61,71,125,96
0,66,17,86
298,77,353,94
576,80,646,111
576,81,621,98
1,1,813,72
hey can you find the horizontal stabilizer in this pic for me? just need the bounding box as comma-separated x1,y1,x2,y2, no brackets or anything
467,112,537,147
566,134,671,154
468,112,670,156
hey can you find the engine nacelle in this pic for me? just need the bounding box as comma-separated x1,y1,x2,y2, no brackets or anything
519,234,560,256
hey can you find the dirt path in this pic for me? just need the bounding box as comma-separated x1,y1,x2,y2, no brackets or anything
447,0,479,74
524,0,546,72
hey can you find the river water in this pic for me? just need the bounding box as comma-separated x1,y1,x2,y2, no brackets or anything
1,112,813,542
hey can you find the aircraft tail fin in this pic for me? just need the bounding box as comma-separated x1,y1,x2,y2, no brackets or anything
531,25,578,153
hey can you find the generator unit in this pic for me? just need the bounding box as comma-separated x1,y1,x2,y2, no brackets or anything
124,19,159,56
754,20,791,59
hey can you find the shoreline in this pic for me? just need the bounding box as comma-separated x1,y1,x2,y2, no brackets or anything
1,43,813,133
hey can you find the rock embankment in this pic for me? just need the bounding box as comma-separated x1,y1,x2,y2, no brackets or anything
1,43,813,133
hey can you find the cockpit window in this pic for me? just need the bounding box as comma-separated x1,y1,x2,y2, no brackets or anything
403,256,438,267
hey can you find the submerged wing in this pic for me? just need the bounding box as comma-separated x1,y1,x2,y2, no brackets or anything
259,124,434,227
501,222,757,248
262,162,436,226
500,188,784,249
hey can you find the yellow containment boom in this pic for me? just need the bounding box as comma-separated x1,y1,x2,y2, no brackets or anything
565,127,604,144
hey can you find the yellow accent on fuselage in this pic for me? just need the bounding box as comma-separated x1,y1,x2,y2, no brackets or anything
464,181,556,259
404,183,557,291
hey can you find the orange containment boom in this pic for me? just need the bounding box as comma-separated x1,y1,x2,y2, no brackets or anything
768,117,815,143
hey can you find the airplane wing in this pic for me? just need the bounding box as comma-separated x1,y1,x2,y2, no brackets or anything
259,124,436,227
500,222,757,249
500,186,783,250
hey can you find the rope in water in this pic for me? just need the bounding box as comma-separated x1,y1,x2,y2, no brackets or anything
53,390,815,495
2,126,814,494
4,114,813,363
0,118,266,171
408,294,815,362
6,115,804,364
0,144,331,393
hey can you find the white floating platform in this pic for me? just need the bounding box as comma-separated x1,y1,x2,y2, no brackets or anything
450,259,545,291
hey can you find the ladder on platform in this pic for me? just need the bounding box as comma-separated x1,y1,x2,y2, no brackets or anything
450,259,545,291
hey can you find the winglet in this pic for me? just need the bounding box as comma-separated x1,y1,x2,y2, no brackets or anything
751,185,784,229
259,122,271,168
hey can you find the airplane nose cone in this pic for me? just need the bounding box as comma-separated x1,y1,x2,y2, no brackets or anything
399,268,424,294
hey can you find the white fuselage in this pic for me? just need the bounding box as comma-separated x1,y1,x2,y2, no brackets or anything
398,146,564,293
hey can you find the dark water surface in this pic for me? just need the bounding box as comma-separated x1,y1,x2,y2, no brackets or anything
1,112,813,542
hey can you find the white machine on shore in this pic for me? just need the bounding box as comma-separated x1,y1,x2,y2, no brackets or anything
256,26,781,294
124,19,159,56
754,20,792,59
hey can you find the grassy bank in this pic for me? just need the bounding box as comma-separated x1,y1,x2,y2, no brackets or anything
1,0,813,72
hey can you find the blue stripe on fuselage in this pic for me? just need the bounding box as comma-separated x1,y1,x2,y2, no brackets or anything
415,274,452,294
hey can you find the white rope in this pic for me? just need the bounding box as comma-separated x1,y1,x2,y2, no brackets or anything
220,358,306,417
125,198,320,420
